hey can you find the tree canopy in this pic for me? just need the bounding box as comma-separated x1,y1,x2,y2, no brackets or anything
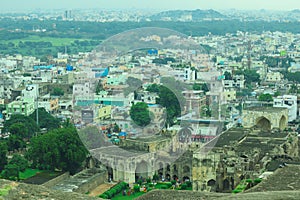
29,108,61,130
0,142,8,172
3,114,39,138
258,93,273,102
130,102,151,127
27,127,88,174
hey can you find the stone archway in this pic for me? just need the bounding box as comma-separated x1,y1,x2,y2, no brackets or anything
117,163,125,181
135,160,149,182
223,179,230,191
207,179,216,186
256,116,271,131
279,115,287,130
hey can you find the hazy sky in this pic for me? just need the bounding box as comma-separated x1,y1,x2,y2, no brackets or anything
1,0,299,11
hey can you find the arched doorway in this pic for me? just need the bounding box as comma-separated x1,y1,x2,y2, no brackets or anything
256,117,271,131
207,179,216,186
117,163,125,181
223,179,230,190
107,166,113,182
135,160,149,182
279,115,287,130
183,176,190,182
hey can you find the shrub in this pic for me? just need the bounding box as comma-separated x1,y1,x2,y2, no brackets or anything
99,194,108,199
181,183,187,190
232,189,242,194
146,177,151,183
254,178,262,184
171,180,176,185
137,179,143,185
134,185,140,193
103,191,111,199
161,185,169,189
165,182,172,188
110,189,117,197
149,183,154,187
186,181,192,187
246,179,252,183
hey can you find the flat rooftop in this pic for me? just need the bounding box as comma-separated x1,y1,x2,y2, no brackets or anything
244,107,287,112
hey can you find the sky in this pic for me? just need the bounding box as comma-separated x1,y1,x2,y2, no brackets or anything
0,0,299,11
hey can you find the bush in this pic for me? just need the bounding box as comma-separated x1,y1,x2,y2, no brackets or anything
246,179,252,183
232,189,242,194
254,178,262,184
165,182,172,188
171,180,176,185
103,191,112,199
186,181,192,187
149,183,154,187
110,189,117,197
161,185,169,189
99,194,108,199
134,185,140,193
137,179,143,185
181,183,187,190
146,177,151,183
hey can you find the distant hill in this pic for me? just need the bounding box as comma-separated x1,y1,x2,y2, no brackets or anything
149,9,226,21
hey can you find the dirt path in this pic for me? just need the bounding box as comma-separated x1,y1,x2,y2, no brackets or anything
89,182,116,197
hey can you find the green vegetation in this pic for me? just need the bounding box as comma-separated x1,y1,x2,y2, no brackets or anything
0,142,8,172
232,180,247,194
99,182,128,199
50,87,64,96
29,108,61,131
130,102,151,127
258,93,273,102
3,114,39,140
284,72,300,83
19,168,44,180
235,69,260,85
27,127,88,174
0,185,12,197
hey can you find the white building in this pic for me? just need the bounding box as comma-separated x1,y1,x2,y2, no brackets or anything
273,95,297,122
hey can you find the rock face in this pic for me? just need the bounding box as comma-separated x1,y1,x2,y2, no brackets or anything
0,179,100,200
136,190,300,200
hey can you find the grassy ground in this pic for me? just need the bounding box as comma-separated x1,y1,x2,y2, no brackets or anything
19,169,44,180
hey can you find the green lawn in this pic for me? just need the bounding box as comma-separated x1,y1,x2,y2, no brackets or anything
19,169,44,180
112,191,146,200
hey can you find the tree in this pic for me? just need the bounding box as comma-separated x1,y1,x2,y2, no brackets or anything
9,154,28,172
1,164,19,181
30,108,60,130
51,87,64,96
95,80,104,95
192,83,202,90
27,127,88,174
0,142,8,172
156,85,181,126
224,71,232,80
130,102,151,127
146,84,160,93
258,93,273,102
3,114,39,139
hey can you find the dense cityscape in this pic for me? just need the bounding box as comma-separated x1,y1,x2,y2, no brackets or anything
1,1,300,200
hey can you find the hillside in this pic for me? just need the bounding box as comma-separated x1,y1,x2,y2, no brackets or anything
0,179,100,200
150,9,226,21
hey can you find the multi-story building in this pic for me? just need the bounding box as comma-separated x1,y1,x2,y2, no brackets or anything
266,72,283,82
273,95,297,122
223,75,245,89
